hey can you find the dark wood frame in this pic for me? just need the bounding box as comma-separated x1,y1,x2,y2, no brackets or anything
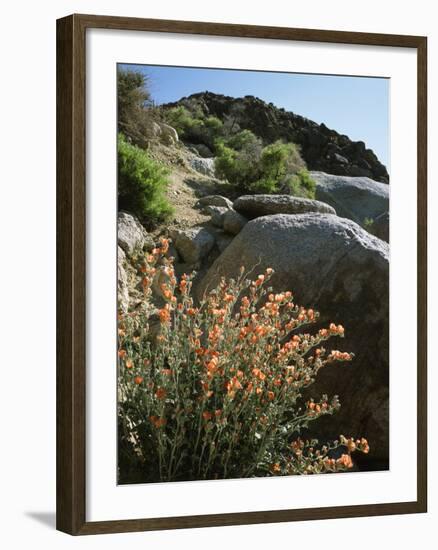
57,13,428,535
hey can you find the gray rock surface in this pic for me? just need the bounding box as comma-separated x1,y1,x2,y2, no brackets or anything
205,205,228,228
223,209,248,235
216,232,234,253
173,227,215,264
196,195,233,209
190,157,216,177
311,171,389,226
159,123,179,145
117,246,129,312
233,194,336,218
200,213,389,464
117,212,154,255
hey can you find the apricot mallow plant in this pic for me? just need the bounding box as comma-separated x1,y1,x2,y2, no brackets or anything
118,238,370,482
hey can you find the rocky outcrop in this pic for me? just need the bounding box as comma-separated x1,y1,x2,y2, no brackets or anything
200,213,389,466
311,172,389,234
190,157,216,178
118,212,154,255
164,92,389,183
196,195,234,209
159,123,179,145
204,205,228,228
172,227,216,264
234,194,336,218
223,209,248,235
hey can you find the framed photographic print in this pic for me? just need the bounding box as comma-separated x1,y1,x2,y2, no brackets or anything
56,14,427,535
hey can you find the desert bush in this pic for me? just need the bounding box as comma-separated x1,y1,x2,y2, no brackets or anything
284,169,316,199
118,68,159,148
163,106,223,149
118,133,174,224
215,136,315,197
118,239,369,482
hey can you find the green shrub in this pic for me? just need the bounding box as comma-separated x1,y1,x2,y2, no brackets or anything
285,169,316,199
118,242,370,482
363,217,374,230
224,129,260,151
163,107,223,150
118,134,173,224
163,106,197,138
215,135,313,196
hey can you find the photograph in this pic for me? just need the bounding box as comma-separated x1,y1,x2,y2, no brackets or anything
116,64,390,485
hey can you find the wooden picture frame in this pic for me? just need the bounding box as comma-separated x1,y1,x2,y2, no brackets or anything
57,13,427,535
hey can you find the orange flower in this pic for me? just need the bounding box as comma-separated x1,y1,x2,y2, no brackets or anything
271,463,281,473
252,368,266,381
202,411,213,421
125,359,133,369
158,305,171,324
206,356,219,375
149,415,166,428
155,387,167,400
160,284,173,300
337,454,353,469
329,350,352,361
186,307,198,316
226,376,243,396
360,438,370,453
159,238,169,254
134,376,143,385
255,274,265,287
267,391,275,401
118,349,127,358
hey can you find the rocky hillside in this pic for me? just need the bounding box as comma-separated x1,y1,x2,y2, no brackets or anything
164,91,389,183
117,74,391,471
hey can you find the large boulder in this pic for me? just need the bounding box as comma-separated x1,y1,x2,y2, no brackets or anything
196,195,233,209
233,194,336,219
117,212,154,255
311,172,389,228
200,213,389,467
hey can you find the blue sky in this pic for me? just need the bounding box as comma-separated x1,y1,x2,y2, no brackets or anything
119,64,389,169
